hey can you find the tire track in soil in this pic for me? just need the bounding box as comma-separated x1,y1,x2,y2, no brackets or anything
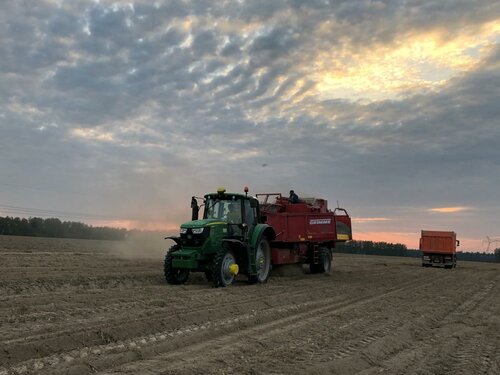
215,272,472,375
101,272,457,375
0,272,449,375
44,273,455,374
353,271,500,375
0,268,415,361
0,274,164,297
0,283,320,365
415,274,500,375
0,278,344,343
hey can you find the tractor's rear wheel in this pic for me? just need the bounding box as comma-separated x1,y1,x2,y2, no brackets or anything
213,244,237,287
248,237,272,284
164,245,190,285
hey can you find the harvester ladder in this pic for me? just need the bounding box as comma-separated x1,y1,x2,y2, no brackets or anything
312,244,319,264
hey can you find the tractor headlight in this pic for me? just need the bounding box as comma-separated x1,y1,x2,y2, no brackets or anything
180,228,188,235
192,227,205,234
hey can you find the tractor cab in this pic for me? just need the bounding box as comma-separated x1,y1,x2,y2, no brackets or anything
202,188,259,238
204,189,258,225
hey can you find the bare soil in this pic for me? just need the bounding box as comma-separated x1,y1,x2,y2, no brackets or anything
1,235,499,375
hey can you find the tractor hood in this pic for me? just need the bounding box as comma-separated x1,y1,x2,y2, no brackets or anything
181,219,226,228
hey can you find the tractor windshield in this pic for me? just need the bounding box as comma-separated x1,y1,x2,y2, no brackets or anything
204,199,242,223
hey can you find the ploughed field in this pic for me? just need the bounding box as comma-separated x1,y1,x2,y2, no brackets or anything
1,235,500,375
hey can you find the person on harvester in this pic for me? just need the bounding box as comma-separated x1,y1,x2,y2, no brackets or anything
289,190,299,204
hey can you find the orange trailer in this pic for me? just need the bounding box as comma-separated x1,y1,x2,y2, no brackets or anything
420,230,459,268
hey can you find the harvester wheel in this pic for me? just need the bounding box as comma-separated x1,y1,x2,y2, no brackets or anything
310,247,331,274
213,244,237,287
319,247,332,273
164,245,190,285
248,237,272,284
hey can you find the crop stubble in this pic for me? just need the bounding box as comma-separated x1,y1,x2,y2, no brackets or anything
1,235,499,374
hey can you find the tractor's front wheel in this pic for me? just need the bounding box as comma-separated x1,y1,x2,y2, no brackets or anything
213,244,238,287
248,237,272,284
164,245,190,285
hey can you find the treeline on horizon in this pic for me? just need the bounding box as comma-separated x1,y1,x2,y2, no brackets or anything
1,216,499,262
335,240,500,263
0,216,128,241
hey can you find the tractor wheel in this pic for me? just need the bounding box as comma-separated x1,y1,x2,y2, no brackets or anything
164,245,190,285
248,237,272,284
213,244,238,287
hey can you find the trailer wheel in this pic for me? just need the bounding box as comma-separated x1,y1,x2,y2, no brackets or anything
164,245,190,285
249,237,272,284
213,244,238,287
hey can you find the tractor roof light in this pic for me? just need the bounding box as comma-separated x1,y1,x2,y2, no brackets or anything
244,186,249,195
217,187,226,195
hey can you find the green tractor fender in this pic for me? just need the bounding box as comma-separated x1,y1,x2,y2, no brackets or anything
249,224,276,247
165,236,182,246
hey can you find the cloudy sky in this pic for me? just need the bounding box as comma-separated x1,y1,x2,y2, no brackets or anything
1,0,499,251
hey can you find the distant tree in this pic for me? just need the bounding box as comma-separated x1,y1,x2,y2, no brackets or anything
44,218,63,237
30,217,44,236
0,216,128,241
335,240,408,257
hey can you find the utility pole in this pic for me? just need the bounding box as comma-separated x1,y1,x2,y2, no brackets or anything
482,236,500,252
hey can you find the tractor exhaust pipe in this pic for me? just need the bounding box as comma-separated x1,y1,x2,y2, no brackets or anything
191,196,199,221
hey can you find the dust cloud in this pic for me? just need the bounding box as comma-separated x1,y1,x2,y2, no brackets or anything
110,231,175,259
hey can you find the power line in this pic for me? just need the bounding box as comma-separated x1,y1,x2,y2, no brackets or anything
0,203,125,222
0,181,82,195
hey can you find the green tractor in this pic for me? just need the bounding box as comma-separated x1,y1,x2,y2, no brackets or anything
164,187,276,287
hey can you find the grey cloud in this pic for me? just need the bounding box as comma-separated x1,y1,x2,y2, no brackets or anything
48,13,81,36
220,37,242,57
1,0,499,245
87,6,134,38
191,29,219,57
134,2,189,26
249,27,299,58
